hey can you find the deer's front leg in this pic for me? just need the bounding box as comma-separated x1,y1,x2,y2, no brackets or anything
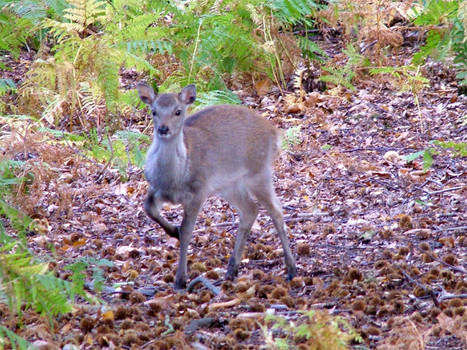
144,189,179,239
174,197,204,290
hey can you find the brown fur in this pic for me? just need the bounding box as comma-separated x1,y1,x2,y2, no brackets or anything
137,83,296,290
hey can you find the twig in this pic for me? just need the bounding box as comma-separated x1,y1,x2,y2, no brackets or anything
193,212,326,232
399,267,439,307
417,248,467,275
425,186,463,195
193,221,235,233
438,292,467,302
95,132,115,182
342,147,394,153
292,29,320,35
188,19,203,83
187,276,221,296
435,225,467,232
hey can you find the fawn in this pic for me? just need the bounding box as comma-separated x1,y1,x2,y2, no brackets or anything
137,83,296,289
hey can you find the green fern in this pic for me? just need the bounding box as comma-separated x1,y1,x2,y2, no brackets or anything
411,0,464,68
123,39,173,56
194,89,241,110
320,44,369,91
0,79,16,94
0,0,68,58
270,0,324,26
413,0,458,26
0,14,31,58
0,160,33,233
43,0,107,39
0,0,67,23
0,325,30,350
0,229,85,319
298,36,327,62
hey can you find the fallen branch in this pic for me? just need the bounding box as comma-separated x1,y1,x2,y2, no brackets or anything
438,292,467,302
425,186,463,195
398,266,439,307
436,225,467,232
187,276,221,296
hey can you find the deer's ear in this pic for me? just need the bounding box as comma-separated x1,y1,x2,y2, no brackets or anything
137,83,157,105
179,84,196,105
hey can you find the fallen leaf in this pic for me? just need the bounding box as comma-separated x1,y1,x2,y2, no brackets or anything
207,298,241,312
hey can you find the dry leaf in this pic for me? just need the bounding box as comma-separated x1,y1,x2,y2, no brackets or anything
207,298,241,311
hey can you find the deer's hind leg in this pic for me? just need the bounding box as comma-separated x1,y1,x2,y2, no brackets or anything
251,177,296,281
223,184,259,280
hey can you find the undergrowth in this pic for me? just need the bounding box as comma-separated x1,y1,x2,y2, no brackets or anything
3,0,325,132
261,309,361,350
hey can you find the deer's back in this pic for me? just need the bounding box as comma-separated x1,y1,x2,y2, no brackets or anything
184,105,280,178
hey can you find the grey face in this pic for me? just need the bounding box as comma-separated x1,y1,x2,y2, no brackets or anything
137,83,196,140
150,93,187,140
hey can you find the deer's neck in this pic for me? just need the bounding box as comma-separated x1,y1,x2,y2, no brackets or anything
145,131,188,194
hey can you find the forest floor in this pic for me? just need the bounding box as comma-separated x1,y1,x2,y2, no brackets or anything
1,37,466,349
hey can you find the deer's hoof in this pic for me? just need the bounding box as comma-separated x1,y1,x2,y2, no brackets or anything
286,266,297,282
225,257,238,280
174,276,187,291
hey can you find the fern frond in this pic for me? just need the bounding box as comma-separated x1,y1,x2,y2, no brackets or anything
0,229,81,319
298,36,327,62
269,0,323,26
122,40,173,55
1,0,67,22
0,13,31,58
0,79,16,95
194,89,241,110
0,325,30,350
43,0,108,38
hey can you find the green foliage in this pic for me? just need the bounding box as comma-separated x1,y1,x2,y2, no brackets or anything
16,0,328,127
0,78,16,94
298,36,327,62
42,0,107,38
0,325,30,350
270,0,324,26
320,44,369,91
65,256,113,295
413,0,458,27
0,227,84,319
282,126,302,149
432,140,467,157
0,160,33,233
0,0,67,58
0,13,31,59
404,149,436,172
34,123,149,180
261,309,361,349
370,65,429,121
411,0,466,86
194,90,241,111
451,5,467,86
404,140,466,171
370,65,430,95
58,128,150,179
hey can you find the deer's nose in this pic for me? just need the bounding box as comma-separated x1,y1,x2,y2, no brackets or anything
158,125,169,135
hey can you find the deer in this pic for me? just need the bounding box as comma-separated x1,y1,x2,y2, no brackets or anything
137,83,296,290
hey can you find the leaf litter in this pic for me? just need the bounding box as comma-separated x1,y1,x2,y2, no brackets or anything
0,40,466,350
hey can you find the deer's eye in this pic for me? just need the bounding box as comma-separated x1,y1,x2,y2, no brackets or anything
152,110,157,117
175,110,181,116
